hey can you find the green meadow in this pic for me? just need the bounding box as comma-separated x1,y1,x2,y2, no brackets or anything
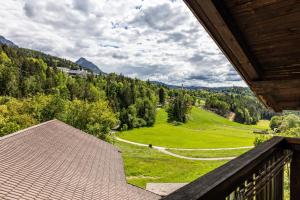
115,141,226,188
115,107,269,188
117,107,262,148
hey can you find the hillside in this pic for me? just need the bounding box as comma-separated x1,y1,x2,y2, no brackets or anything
118,107,264,148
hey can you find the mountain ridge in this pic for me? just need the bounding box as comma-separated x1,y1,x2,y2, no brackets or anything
0,35,17,47
76,57,105,75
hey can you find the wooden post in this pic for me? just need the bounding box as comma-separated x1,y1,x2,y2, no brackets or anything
291,151,300,200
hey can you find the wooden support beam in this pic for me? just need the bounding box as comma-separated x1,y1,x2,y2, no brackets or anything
291,151,300,200
251,79,300,111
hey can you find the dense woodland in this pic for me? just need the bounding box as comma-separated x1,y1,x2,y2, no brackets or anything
0,44,276,140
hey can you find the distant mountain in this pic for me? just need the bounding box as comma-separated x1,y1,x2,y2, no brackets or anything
76,57,105,75
0,36,17,47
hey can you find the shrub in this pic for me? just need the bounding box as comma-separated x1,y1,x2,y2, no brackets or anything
254,135,272,146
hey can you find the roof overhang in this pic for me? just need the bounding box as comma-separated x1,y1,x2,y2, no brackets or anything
184,0,300,112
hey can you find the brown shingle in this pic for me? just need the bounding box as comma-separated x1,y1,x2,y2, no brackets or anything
0,120,160,200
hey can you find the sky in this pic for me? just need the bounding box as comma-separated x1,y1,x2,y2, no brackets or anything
0,0,247,87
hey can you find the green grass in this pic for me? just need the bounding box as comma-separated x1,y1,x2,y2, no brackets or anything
115,107,269,188
167,148,252,158
118,107,261,148
115,141,226,188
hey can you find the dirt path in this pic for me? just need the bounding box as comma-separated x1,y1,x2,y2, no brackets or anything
115,137,253,151
115,137,252,161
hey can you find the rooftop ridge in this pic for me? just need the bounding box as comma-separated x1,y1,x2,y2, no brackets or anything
0,119,58,142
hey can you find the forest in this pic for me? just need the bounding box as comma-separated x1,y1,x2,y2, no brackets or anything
0,44,277,140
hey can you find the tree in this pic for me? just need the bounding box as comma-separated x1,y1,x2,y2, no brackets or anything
136,98,156,126
167,92,192,123
58,99,118,140
158,87,166,105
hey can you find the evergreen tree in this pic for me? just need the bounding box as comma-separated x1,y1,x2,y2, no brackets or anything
158,87,166,105
167,92,192,123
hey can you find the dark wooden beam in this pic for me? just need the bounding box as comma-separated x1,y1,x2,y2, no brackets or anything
251,79,300,112
291,151,300,200
264,95,282,112
252,79,300,90
277,101,300,111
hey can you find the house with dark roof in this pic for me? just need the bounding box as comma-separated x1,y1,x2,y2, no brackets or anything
0,120,160,200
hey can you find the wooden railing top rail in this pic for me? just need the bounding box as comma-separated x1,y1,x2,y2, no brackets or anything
163,137,287,200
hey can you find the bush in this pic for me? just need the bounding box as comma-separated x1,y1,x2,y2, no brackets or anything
269,116,283,130
120,124,128,132
254,135,272,146
269,114,300,133
286,127,300,137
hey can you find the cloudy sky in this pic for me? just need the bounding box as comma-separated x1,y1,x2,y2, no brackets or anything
0,0,246,87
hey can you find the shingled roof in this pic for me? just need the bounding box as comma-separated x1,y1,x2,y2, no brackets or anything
0,120,160,200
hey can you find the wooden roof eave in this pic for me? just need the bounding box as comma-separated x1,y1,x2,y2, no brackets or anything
183,0,282,112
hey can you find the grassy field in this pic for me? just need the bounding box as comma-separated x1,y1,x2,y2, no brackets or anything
115,107,269,188
115,141,226,188
252,120,270,130
167,148,252,158
118,107,266,148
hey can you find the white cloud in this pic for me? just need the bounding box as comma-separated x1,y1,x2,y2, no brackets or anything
0,0,247,87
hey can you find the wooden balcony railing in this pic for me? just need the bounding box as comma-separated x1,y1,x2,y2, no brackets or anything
163,137,300,200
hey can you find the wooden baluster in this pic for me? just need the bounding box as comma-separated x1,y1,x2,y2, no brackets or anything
274,150,283,200
274,168,283,200
291,151,300,200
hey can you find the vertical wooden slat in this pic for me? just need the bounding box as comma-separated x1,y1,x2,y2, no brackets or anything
270,155,275,200
291,151,300,200
274,150,284,200
274,169,283,200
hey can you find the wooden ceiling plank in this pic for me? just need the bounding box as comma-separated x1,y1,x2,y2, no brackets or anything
229,1,300,26
252,79,300,89
225,0,293,11
278,101,300,110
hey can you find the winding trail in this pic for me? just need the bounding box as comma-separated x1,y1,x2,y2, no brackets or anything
115,137,253,161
